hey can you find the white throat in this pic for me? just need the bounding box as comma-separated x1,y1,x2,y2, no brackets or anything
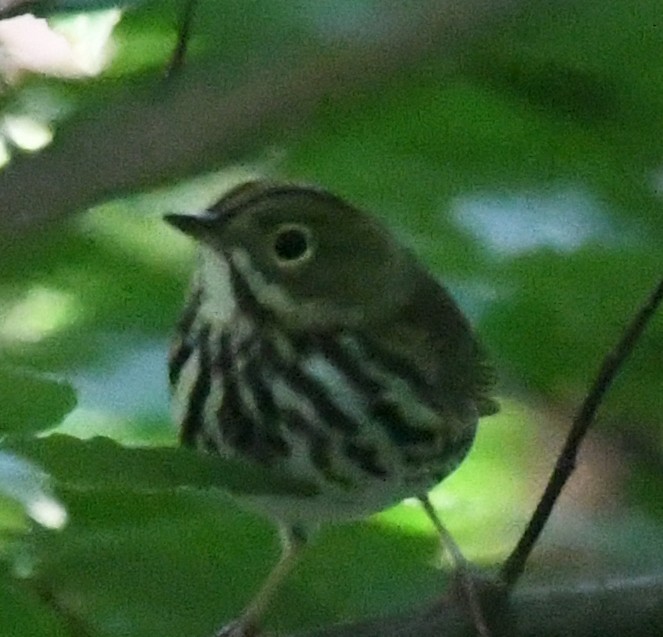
198,246,237,325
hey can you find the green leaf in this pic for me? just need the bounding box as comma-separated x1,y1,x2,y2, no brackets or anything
28,487,446,636
2,434,319,497
0,370,77,435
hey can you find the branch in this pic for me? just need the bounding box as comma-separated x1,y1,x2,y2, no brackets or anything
289,574,663,637
0,0,533,237
500,276,663,588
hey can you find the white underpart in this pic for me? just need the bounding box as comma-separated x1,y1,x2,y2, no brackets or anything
230,248,293,313
199,246,236,325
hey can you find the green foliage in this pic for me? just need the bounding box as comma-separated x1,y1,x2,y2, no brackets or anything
0,370,76,434
4,434,318,496
0,568,69,637
0,1,661,635
22,487,454,636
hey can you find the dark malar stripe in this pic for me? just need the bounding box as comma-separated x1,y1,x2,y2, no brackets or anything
227,260,273,323
225,257,361,435
180,325,211,447
227,255,360,434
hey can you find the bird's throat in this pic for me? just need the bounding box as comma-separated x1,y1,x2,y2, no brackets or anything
198,246,237,326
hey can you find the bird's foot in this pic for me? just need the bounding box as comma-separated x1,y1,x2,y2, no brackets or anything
448,569,507,637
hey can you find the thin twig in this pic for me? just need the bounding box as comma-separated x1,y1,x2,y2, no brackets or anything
500,275,663,589
165,0,199,79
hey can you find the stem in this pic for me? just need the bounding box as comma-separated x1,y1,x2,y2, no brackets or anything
500,276,663,589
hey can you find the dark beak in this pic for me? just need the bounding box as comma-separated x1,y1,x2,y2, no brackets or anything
164,210,218,239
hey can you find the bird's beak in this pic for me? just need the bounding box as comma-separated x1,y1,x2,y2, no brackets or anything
164,210,218,239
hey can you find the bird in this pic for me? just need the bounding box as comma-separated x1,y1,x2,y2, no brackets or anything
165,180,498,636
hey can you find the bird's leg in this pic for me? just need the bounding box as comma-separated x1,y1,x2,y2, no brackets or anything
419,495,491,637
215,524,307,637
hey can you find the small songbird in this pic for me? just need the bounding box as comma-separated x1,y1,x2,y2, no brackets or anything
165,181,497,636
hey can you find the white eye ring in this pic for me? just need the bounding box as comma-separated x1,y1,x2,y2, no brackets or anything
272,224,314,265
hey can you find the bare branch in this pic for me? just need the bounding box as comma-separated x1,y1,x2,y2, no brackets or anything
500,276,663,589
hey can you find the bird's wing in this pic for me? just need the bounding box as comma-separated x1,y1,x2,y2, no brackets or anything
364,266,498,420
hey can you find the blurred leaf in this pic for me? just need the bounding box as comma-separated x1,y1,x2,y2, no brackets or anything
3,434,319,497
28,487,445,636
483,252,662,418
0,369,76,434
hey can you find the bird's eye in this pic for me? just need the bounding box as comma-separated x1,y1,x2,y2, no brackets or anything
272,224,313,264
